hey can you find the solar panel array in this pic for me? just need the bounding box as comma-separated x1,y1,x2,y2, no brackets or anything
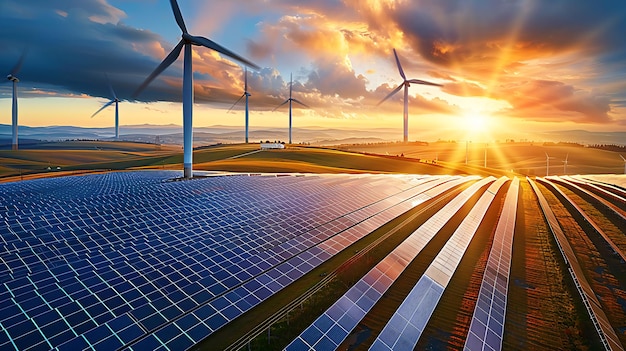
541,177,626,262
464,177,519,351
285,176,491,351
528,177,623,351
370,177,507,351
0,171,472,351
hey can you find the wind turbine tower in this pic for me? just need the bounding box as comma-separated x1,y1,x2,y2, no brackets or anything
562,153,569,175
620,154,626,174
273,73,309,144
133,0,258,179
228,67,251,143
6,52,26,151
92,75,121,140
377,49,442,142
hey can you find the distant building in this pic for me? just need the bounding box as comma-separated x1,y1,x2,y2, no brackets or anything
260,142,285,150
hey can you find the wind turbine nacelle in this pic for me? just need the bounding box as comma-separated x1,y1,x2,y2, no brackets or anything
7,74,19,82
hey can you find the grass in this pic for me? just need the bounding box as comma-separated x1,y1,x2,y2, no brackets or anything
339,142,626,175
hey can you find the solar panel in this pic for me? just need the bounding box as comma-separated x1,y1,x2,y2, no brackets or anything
371,177,507,351
528,177,623,351
464,177,519,351
0,171,459,351
286,176,491,351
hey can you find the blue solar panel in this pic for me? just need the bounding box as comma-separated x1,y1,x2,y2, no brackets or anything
0,171,460,351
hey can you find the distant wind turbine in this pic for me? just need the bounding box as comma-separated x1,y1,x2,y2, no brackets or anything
6,51,27,151
620,154,626,174
91,75,120,140
133,0,259,178
562,153,569,174
545,152,555,176
273,73,309,144
377,49,442,143
228,67,251,143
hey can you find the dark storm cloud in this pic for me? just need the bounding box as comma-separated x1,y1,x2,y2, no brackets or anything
0,0,173,103
0,0,262,106
391,0,626,66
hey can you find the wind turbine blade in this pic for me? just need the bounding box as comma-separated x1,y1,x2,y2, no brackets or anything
227,94,246,113
91,100,115,118
244,67,248,92
377,84,404,106
272,100,289,112
105,73,117,100
188,35,260,69
289,73,293,99
292,98,310,109
565,153,569,162
133,40,184,98
620,154,625,162
407,79,443,87
169,0,188,33
10,49,28,76
392,49,406,80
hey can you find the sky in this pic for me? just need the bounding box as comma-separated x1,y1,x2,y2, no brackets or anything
1,0,625,143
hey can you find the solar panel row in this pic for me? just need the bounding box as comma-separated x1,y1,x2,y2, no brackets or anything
557,176,626,222
371,176,507,351
285,176,490,351
571,176,626,204
464,177,519,351
0,172,456,351
527,177,623,351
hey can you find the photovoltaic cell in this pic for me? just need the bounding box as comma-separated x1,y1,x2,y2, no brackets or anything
285,176,491,351
463,177,519,351
0,171,465,351
370,177,507,351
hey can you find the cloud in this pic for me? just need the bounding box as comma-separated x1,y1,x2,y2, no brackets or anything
442,81,485,97
495,80,612,123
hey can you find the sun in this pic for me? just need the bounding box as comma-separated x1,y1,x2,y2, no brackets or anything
463,113,490,132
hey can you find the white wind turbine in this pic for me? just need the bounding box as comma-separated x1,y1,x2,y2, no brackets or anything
620,154,626,174
91,75,121,140
133,0,259,178
377,49,442,143
545,152,555,176
6,51,26,151
273,73,309,144
227,67,251,143
562,153,569,175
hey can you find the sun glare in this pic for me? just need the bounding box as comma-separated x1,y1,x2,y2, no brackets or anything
463,113,490,133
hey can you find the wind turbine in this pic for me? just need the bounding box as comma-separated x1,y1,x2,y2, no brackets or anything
273,73,309,144
562,153,569,174
620,154,626,174
91,75,120,140
228,67,251,143
545,152,555,176
377,49,442,143
133,0,259,178
6,51,26,150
